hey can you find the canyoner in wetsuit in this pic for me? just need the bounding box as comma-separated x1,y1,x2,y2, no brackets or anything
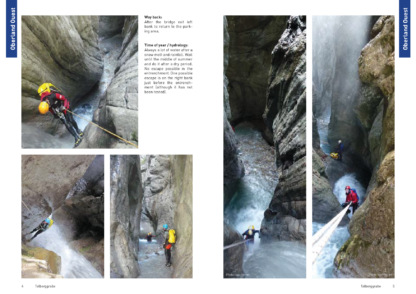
342,185,359,214
162,224,176,267
38,83,84,147
146,232,156,242
242,225,260,251
27,217,54,241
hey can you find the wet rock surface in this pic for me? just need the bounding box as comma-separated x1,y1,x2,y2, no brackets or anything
110,155,143,278
261,16,307,242
22,244,62,277
224,223,244,278
226,16,288,123
80,16,138,148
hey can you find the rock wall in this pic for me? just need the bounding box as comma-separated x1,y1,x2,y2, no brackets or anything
226,16,288,123
22,244,63,278
261,16,306,242
21,155,96,237
80,16,138,148
223,223,244,278
170,155,193,278
334,16,395,278
22,16,103,138
110,155,143,278
140,155,175,237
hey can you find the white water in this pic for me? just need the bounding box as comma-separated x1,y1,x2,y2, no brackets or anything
30,225,102,278
243,241,306,278
313,174,365,278
225,122,306,278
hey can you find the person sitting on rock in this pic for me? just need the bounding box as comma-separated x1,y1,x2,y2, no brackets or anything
342,186,359,214
337,140,344,161
146,232,155,242
162,224,176,267
242,225,261,251
37,83,83,147
27,217,54,241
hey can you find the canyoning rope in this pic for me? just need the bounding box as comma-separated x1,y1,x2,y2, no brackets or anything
22,200,34,215
223,239,251,250
64,108,138,148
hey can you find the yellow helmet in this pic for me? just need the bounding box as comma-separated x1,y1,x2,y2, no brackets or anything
148,232,152,235
248,225,254,230
38,102,49,114
38,83,60,96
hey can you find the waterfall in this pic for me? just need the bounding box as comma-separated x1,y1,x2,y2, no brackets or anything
31,225,102,278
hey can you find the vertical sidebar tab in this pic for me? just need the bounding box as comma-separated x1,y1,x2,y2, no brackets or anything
400,0,411,58
6,0,17,58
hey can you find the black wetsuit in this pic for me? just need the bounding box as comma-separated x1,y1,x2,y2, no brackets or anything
29,221,48,241
45,93,82,141
164,230,172,265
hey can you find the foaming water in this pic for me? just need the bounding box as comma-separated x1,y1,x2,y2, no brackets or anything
31,225,102,278
243,241,306,278
313,174,365,278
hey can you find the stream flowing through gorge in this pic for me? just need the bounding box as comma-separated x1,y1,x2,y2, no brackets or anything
138,239,172,278
30,224,102,278
225,122,306,278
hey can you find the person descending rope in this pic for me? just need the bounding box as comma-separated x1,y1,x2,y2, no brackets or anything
27,217,54,241
337,140,344,161
146,232,156,242
162,224,176,267
242,225,261,251
342,186,359,214
38,83,83,147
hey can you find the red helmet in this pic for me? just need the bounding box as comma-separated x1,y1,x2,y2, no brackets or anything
345,186,351,190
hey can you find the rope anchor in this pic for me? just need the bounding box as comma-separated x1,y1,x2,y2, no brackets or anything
65,108,138,148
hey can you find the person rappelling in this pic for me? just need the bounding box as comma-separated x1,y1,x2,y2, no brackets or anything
330,139,344,161
37,83,84,147
26,217,54,241
242,225,261,251
341,186,359,214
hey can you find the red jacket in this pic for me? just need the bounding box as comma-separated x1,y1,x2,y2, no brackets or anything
40,92,70,114
346,190,358,204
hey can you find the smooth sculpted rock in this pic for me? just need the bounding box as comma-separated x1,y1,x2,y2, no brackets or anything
312,150,348,225
21,155,95,238
334,151,394,278
140,155,175,237
170,155,193,278
261,16,306,242
98,16,125,39
22,244,62,277
22,16,103,135
223,16,231,120
80,16,138,148
224,223,244,278
223,111,245,206
226,16,288,123
110,155,143,278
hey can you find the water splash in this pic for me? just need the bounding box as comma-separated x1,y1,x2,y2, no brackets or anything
30,225,102,278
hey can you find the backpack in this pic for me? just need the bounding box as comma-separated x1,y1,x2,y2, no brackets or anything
168,229,176,244
351,188,359,203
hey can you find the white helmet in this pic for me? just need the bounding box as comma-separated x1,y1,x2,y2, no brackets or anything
338,140,342,144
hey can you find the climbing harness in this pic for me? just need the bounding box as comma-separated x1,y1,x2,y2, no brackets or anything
311,202,351,264
64,108,138,148
223,239,251,250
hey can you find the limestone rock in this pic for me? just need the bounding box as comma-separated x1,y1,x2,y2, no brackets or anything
226,16,288,122
110,155,142,278
22,244,62,277
22,16,103,134
334,151,394,278
262,16,306,242
171,156,193,278
223,111,245,206
224,223,244,278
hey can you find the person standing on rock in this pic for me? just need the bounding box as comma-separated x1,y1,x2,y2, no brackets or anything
162,224,176,267
337,140,344,161
27,217,54,241
342,186,359,214
37,83,84,147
